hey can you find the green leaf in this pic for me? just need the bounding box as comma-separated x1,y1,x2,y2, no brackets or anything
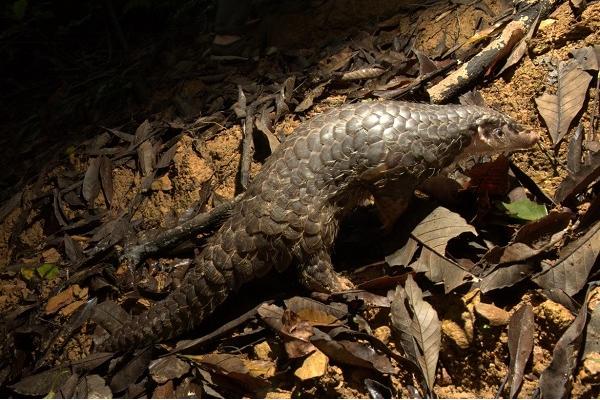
37,263,59,280
502,199,548,221
20,266,35,280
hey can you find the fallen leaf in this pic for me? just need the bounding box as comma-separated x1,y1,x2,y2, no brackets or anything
364,378,393,399
539,298,588,397
137,140,155,176
480,264,537,293
99,156,113,207
185,353,273,390
391,275,441,394
10,367,71,396
110,348,154,393
411,206,477,253
411,247,472,293
295,81,329,113
284,296,347,326
82,157,101,204
37,263,59,280
501,199,548,221
466,156,510,195
567,124,584,174
533,220,600,296
570,46,600,71
310,328,396,374
340,67,385,81
133,119,153,146
76,374,112,399
507,304,535,398
535,61,592,147
149,355,190,384
554,151,600,204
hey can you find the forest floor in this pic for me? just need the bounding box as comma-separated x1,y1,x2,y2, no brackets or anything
0,0,599,398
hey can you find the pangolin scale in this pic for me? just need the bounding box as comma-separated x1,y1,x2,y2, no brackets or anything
99,101,537,351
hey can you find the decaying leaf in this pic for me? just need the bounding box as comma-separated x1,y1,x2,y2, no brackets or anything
10,367,71,396
185,353,274,390
583,290,600,356
149,355,190,384
411,247,472,293
465,155,510,195
386,237,419,268
554,151,600,204
319,47,356,75
570,46,600,71
538,298,588,398
339,67,385,81
507,304,535,398
411,206,477,254
284,296,347,326
310,328,396,374
137,140,155,176
533,220,600,296
295,81,329,113
409,206,477,292
98,156,113,207
110,348,154,393
82,157,101,203
390,275,441,393
480,264,537,293
535,61,592,147
567,124,584,174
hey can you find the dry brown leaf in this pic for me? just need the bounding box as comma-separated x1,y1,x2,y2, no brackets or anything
391,275,441,394
533,220,600,296
535,61,592,147
507,304,535,398
82,157,101,204
539,298,588,397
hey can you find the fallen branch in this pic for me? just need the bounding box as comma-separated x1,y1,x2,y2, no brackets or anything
428,0,559,103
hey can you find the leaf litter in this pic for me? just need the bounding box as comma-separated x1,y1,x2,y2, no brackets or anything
0,0,600,398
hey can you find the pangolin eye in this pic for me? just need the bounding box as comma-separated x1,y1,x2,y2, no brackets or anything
494,127,504,137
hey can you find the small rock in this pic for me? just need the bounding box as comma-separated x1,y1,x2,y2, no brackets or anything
265,390,292,399
474,302,510,326
536,300,575,330
581,352,600,380
538,18,556,30
373,326,391,344
254,341,273,360
151,175,173,191
442,320,471,349
294,350,329,381
532,345,548,375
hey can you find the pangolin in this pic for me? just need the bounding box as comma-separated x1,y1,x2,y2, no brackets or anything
98,101,538,351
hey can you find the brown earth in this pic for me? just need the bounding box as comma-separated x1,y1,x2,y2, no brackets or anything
1,0,599,398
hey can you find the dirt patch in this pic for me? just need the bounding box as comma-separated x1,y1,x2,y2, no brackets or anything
1,0,599,398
